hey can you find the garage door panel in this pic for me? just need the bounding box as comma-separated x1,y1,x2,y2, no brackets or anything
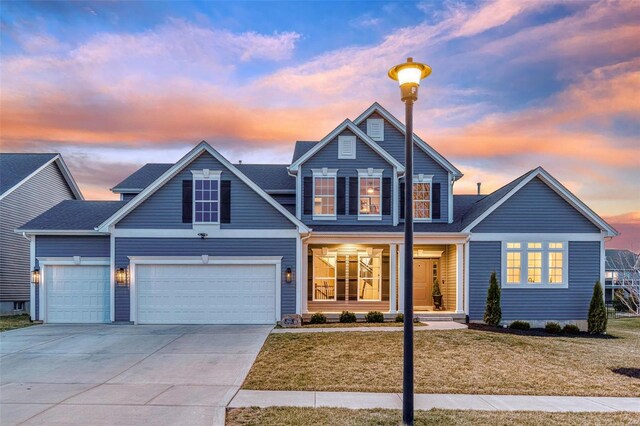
46,265,110,323
136,263,276,324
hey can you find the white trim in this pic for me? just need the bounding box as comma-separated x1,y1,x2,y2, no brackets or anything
128,256,283,324
392,170,399,226
456,243,464,313
338,135,357,159
295,235,302,314
0,155,84,201
353,103,462,178
111,228,300,238
16,230,107,236
295,167,302,219
464,242,470,315
110,233,115,322
470,233,603,241
302,240,309,313
288,119,404,173
312,170,338,220
398,244,405,314
462,167,617,236
448,173,453,224
500,241,569,289
600,234,606,290
366,118,384,141
37,258,110,323
357,169,383,220
356,251,383,302
97,141,310,233
390,243,397,314
413,174,433,223
29,236,36,320
311,250,338,302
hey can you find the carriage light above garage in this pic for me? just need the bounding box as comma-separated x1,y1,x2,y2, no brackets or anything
31,267,40,285
285,267,292,283
115,267,129,286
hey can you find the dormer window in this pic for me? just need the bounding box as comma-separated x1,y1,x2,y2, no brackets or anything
192,169,221,224
366,118,384,141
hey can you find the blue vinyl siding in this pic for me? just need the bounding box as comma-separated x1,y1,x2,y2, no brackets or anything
357,112,449,222
117,152,294,229
471,177,600,233
469,241,601,321
301,129,394,225
121,193,137,202
114,237,297,322
35,236,110,267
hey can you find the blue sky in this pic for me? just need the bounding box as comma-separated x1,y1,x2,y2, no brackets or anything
1,0,639,248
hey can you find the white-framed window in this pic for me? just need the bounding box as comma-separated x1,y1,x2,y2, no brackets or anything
502,241,568,288
312,168,338,219
357,251,382,301
413,174,433,221
366,118,384,141
192,169,222,224
312,251,337,301
357,169,383,219
338,135,356,159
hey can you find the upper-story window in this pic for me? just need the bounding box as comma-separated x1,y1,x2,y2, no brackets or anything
358,169,383,219
192,169,221,224
413,174,432,221
503,241,568,288
312,168,338,219
366,118,384,141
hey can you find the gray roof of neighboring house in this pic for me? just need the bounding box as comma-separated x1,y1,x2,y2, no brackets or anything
17,200,127,231
0,153,58,195
111,163,172,192
606,249,639,270
236,164,294,191
292,141,317,163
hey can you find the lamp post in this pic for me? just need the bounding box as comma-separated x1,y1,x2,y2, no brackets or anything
388,57,432,426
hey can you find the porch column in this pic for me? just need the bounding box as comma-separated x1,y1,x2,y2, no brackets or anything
398,244,405,313
456,243,464,313
302,241,308,313
389,244,397,314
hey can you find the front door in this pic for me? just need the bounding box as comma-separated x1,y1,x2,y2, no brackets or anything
413,258,440,310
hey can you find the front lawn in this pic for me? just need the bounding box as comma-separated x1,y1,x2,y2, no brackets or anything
226,407,638,426
243,318,640,396
0,314,35,332
299,321,427,328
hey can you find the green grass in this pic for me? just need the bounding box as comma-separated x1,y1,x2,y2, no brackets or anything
243,319,640,396
300,321,427,328
226,407,640,426
0,314,35,332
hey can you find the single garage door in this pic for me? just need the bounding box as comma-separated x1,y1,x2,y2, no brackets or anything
46,265,110,323
136,263,277,324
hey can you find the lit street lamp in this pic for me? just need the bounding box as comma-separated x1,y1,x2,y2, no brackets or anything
388,57,432,426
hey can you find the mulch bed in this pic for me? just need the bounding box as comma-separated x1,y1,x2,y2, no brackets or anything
467,323,616,339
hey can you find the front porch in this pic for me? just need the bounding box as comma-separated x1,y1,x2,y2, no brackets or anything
302,238,467,321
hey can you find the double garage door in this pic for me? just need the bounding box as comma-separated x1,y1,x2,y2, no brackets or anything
45,263,277,324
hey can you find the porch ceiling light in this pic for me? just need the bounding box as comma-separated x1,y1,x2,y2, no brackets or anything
388,57,431,102
31,267,40,285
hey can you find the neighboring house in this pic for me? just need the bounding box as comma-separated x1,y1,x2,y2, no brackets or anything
604,249,640,304
0,153,83,315
17,103,618,329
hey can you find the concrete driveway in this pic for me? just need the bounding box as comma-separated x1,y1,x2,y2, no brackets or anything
0,324,272,425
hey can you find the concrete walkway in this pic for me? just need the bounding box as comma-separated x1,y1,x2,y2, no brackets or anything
229,390,640,412
272,322,467,333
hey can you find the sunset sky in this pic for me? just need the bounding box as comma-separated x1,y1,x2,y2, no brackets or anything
1,1,638,250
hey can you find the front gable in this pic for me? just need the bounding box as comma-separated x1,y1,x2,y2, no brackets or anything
116,151,297,230
471,177,601,233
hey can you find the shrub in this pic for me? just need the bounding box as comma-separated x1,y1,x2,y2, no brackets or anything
588,281,607,334
309,312,326,324
339,311,357,323
563,324,581,334
545,322,562,334
484,271,502,326
432,279,442,297
365,311,385,323
509,320,530,330
395,313,404,323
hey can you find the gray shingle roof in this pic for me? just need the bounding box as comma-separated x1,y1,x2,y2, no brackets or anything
235,164,294,191
606,249,639,270
0,153,58,195
111,163,172,192
291,141,317,163
17,200,127,231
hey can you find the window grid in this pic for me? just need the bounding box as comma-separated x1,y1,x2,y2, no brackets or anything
313,254,337,301
504,241,567,287
527,251,542,283
194,179,219,223
313,177,336,216
359,177,381,216
358,254,382,301
506,252,521,283
413,182,431,219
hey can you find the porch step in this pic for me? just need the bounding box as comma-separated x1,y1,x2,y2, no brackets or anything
416,316,454,322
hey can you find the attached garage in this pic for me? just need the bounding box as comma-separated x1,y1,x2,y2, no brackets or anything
44,264,110,323
131,258,280,325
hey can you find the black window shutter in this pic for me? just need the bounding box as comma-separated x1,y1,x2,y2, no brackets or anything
337,177,346,215
382,177,391,215
432,182,441,219
182,180,193,223
220,181,231,223
348,177,358,215
303,177,313,215
399,181,405,219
